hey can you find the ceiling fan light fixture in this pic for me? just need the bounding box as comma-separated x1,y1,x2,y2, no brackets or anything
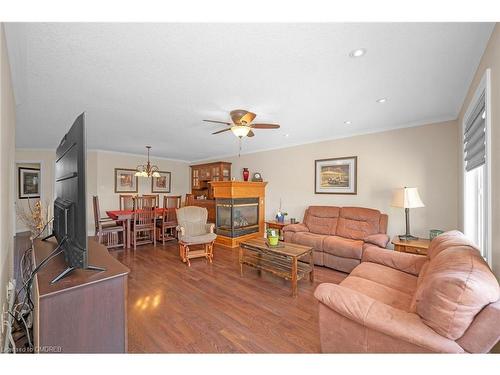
231,125,251,138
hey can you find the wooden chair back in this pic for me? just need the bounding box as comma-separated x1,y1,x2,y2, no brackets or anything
142,194,160,208
119,194,135,210
162,195,182,224
93,196,101,232
133,196,156,225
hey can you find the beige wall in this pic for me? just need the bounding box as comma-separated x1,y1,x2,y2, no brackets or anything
0,23,16,338
205,121,459,241
457,23,500,277
15,149,58,233
93,150,190,231
15,149,190,235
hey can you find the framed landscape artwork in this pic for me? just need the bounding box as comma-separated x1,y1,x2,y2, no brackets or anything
315,156,357,194
18,167,41,199
114,168,138,193
151,171,171,193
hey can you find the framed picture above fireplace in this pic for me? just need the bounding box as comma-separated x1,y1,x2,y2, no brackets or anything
315,156,357,194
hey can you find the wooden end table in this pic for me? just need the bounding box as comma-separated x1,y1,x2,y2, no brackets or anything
239,237,314,296
265,220,297,241
391,236,430,256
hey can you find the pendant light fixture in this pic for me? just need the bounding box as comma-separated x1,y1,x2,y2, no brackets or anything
135,146,161,178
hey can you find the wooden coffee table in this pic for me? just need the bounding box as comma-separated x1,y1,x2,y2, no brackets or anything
239,237,314,296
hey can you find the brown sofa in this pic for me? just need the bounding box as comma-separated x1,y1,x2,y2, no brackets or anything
283,206,389,273
314,230,500,353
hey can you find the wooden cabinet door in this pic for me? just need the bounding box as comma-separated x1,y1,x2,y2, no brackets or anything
192,168,199,188
222,165,231,181
211,166,220,181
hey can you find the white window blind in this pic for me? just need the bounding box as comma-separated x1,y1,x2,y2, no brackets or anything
464,92,486,172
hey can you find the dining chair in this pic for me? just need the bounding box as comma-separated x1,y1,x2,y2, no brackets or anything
132,196,156,250
93,196,125,249
176,206,216,266
156,195,182,244
142,194,160,208
119,194,135,210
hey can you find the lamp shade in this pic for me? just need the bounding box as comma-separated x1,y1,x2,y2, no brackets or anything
391,187,425,208
231,125,251,138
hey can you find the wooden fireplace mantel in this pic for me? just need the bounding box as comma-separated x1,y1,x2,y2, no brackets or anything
210,181,267,248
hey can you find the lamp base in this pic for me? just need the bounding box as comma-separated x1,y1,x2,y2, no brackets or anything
398,234,419,241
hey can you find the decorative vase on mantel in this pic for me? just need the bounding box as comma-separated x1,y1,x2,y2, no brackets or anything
243,168,249,182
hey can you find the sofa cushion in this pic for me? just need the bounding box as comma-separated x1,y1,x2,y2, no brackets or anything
304,206,340,235
324,253,360,273
283,231,295,243
282,223,309,233
323,236,364,260
293,232,327,252
351,262,417,296
340,275,413,311
415,232,500,340
312,251,325,266
427,230,474,259
409,260,430,312
336,207,381,240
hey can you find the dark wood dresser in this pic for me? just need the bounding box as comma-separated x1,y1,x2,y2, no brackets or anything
32,237,129,353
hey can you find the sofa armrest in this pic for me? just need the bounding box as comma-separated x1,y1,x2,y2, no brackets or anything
282,223,309,233
364,233,390,248
205,223,215,234
362,245,427,276
314,283,464,353
176,225,185,236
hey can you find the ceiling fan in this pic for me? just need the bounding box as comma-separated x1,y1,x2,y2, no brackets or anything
203,109,280,138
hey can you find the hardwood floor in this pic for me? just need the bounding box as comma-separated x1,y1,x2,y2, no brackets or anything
111,241,347,353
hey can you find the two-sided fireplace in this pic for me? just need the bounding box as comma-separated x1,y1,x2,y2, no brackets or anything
215,198,260,238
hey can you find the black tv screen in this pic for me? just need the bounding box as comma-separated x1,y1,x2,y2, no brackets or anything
53,113,88,271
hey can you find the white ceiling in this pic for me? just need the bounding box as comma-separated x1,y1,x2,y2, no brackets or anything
5,23,494,161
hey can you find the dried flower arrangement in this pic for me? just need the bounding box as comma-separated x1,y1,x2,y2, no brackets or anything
15,198,51,239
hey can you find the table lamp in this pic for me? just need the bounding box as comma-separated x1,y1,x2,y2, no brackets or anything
391,187,425,240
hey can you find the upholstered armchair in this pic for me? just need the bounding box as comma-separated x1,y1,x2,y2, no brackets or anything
176,206,217,266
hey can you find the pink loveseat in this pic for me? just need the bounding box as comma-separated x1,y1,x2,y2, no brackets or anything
283,206,389,273
314,231,500,353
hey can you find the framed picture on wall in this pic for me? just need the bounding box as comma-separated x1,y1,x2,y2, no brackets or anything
151,171,171,193
315,156,357,194
18,167,41,199
114,168,138,193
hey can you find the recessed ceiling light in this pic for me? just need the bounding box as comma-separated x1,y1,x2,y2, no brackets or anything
284,134,290,138
349,48,366,58
376,98,387,103
344,121,352,125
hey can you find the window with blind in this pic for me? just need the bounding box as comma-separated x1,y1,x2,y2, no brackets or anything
463,71,490,265
464,92,486,172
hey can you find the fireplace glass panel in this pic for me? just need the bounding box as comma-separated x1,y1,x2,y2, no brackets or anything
216,198,259,238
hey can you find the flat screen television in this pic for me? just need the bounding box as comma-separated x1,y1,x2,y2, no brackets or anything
45,112,104,283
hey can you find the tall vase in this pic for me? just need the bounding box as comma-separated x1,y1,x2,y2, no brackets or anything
243,168,249,181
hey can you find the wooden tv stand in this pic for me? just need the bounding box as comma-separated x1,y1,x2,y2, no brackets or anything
32,237,129,353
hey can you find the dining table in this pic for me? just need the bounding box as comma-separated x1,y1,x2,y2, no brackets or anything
106,208,166,249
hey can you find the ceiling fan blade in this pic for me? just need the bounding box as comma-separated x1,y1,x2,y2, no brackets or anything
247,129,255,137
203,119,232,126
251,123,280,129
212,128,232,135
